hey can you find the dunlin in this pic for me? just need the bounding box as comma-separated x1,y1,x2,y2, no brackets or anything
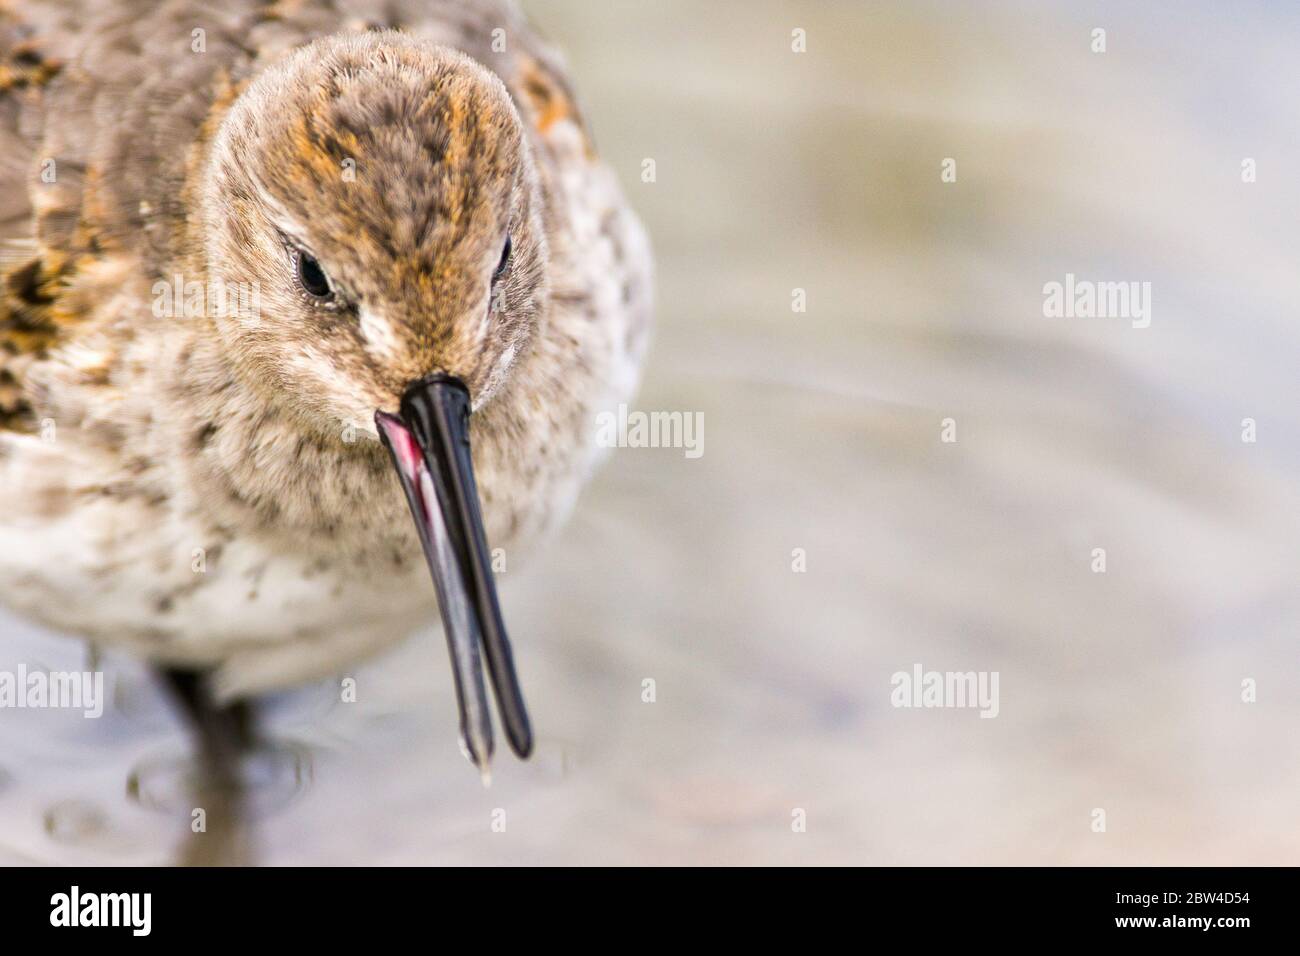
0,1,652,780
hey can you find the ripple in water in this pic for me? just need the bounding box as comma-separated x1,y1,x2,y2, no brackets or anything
43,799,108,844
127,740,314,819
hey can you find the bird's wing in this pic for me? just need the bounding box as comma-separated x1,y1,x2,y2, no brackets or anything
0,3,67,430
0,0,260,431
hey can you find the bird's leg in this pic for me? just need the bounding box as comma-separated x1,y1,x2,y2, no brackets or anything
155,667,255,784
154,668,257,866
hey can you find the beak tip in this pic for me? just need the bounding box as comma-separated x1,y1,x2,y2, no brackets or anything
509,730,534,760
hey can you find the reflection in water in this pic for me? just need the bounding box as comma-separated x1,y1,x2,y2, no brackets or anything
2,0,1299,864
125,741,313,866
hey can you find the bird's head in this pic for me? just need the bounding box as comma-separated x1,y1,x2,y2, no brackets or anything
198,32,544,771
201,31,546,426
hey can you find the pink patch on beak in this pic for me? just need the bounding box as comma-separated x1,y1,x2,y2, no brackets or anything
376,412,431,521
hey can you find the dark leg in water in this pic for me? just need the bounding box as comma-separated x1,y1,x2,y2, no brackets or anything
155,668,256,865
156,668,255,779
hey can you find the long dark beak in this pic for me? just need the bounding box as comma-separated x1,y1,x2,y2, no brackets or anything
375,375,532,783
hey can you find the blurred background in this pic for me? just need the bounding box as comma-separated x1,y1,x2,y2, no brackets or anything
3,0,1299,864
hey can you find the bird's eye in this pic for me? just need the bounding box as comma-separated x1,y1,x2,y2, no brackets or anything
493,236,512,281
296,250,333,300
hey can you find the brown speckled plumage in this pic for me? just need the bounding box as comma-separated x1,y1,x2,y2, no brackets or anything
0,0,651,698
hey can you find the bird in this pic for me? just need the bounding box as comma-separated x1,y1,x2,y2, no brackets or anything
0,0,652,784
